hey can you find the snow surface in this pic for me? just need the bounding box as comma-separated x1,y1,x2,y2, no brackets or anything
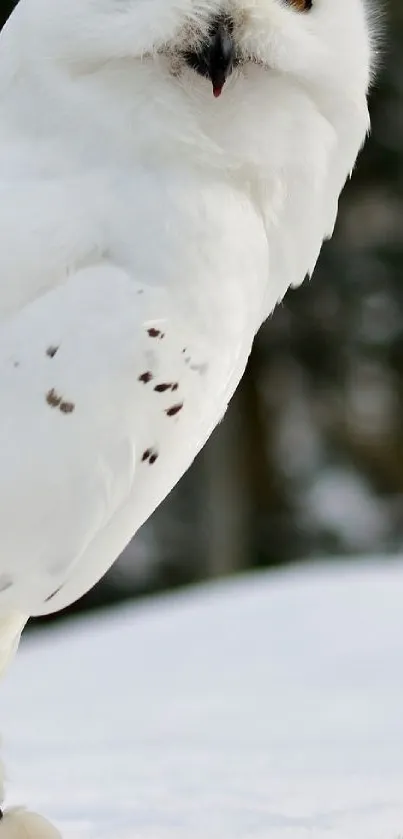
0,560,402,839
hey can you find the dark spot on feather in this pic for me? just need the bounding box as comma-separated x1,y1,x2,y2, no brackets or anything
166,402,183,417
154,382,172,393
0,574,13,593
171,382,179,391
60,400,75,414
46,389,75,413
138,371,153,384
142,447,158,464
147,327,161,338
46,388,62,408
46,345,59,358
44,585,63,603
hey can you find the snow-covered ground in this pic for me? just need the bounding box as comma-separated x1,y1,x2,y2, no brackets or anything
0,560,402,838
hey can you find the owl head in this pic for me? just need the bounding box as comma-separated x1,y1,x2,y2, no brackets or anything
15,0,377,103
154,0,377,102
4,0,379,289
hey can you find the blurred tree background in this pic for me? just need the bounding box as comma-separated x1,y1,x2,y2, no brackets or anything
1,1,401,619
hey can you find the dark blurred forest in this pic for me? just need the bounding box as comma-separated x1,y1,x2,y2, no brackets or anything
1,1,402,619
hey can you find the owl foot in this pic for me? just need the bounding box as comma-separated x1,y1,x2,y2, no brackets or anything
0,808,61,838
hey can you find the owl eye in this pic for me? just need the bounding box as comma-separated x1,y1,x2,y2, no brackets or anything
288,0,313,10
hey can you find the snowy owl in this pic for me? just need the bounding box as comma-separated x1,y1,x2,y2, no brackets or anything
0,0,375,834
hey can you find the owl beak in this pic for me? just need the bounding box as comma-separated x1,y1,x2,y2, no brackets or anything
207,19,235,97
184,17,236,97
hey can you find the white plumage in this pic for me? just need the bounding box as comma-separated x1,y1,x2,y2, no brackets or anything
0,0,375,833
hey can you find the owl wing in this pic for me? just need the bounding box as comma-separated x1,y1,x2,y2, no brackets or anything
0,263,195,616
289,105,370,290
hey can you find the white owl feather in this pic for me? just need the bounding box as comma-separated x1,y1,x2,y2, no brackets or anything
0,0,375,617
0,0,376,829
